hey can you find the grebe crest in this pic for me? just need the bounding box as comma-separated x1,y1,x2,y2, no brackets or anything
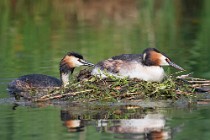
8,52,94,94
91,48,184,82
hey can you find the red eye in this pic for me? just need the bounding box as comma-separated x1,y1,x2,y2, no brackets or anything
165,58,170,63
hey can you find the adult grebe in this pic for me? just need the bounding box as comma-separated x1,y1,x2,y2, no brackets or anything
91,48,184,82
8,52,94,93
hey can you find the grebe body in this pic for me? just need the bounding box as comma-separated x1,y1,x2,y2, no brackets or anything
91,48,184,82
8,52,94,93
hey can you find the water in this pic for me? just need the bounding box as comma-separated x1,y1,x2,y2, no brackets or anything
1,101,210,140
1,0,210,140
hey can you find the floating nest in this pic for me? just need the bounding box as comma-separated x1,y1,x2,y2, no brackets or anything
13,69,210,102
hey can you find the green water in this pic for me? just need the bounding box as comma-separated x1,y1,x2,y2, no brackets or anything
1,0,210,140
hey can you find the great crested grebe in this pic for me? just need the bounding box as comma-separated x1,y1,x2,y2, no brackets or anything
8,52,94,93
91,48,184,82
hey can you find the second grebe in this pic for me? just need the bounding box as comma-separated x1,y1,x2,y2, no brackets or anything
8,52,94,93
91,48,184,82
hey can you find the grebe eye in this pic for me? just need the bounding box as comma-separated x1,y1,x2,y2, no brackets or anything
165,58,170,62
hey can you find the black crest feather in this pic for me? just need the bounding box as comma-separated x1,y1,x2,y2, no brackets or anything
67,52,83,59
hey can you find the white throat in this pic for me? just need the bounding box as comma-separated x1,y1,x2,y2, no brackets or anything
61,73,70,87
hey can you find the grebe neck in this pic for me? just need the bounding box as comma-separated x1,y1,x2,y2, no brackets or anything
60,72,70,87
60,66,75,87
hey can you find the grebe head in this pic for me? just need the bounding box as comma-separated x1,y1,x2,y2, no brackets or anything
60,52,94,86
142,48,184,71
60,52,94,73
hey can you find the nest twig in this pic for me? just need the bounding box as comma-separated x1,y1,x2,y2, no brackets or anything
14,69,210,102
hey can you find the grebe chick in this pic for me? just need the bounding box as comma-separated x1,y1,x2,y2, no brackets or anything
8,52,94,93
91,48,184,82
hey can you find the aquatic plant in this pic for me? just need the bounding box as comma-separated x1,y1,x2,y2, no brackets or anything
12,68,210,103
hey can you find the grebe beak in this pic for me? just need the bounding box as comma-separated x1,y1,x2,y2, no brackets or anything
166,59,184,71
80,59,94,67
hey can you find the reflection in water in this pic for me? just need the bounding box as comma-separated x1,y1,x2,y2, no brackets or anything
107,115,169,140
61,110,85,132
60,104,172,140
